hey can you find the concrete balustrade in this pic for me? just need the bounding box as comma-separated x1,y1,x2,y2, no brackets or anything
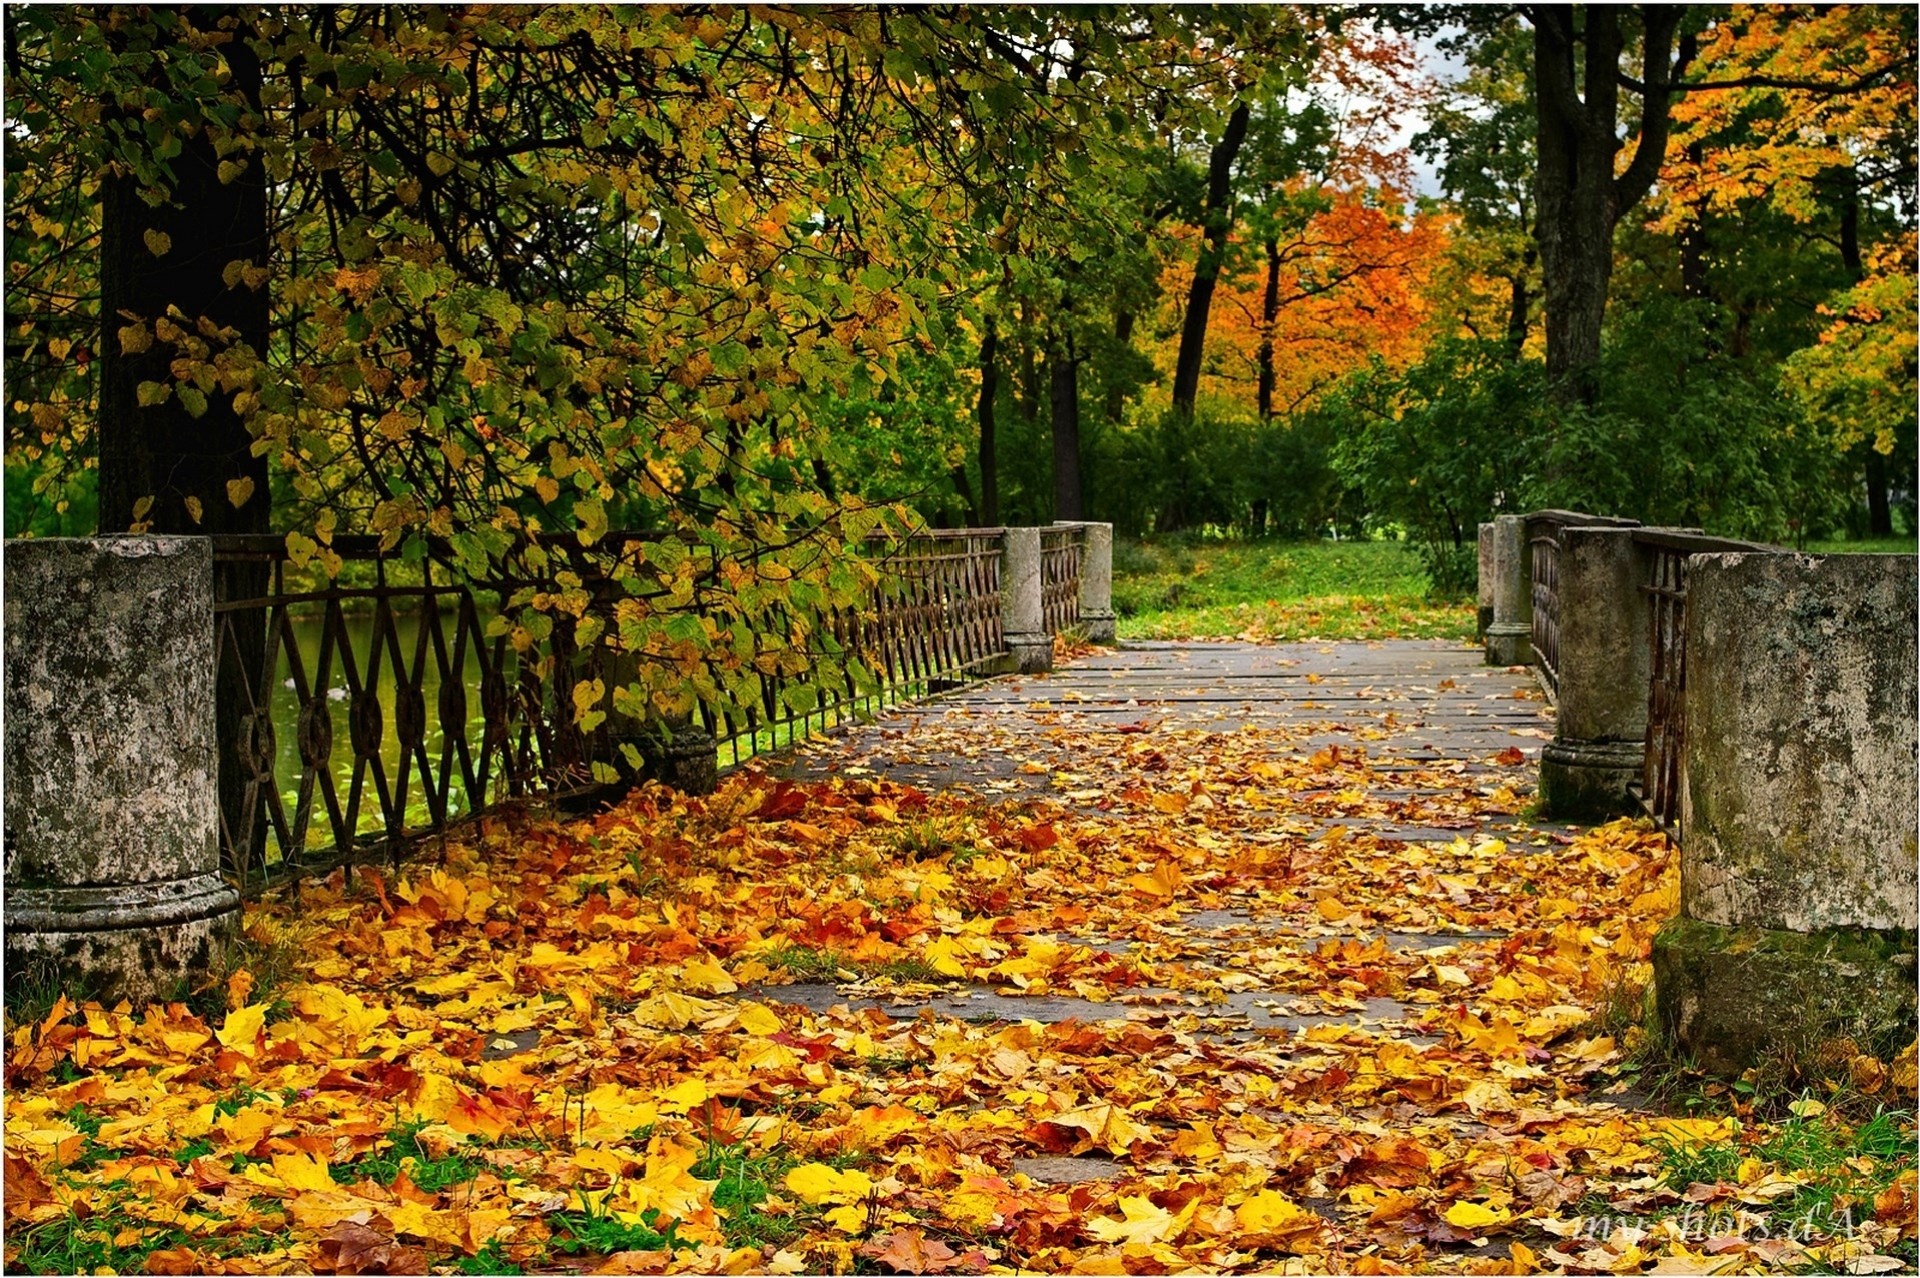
999,526,1052,674
4,537,240,1005
1482,515,1531,666
1069,521,1117,644
1651,552,1918,1074
1536,525,1655,820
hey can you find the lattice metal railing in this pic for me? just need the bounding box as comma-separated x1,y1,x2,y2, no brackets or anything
1524,511,1641,702
703,529,1008,770
210,523,1079,892
1040,525,1083,634
1631,528,1777,834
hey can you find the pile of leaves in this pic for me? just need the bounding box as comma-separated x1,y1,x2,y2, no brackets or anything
6,719,1915,1274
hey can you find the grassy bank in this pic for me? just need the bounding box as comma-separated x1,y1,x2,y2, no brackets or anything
1113,536,1474,642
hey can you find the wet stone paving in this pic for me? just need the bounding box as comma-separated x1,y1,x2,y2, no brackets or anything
716,639,1591,1185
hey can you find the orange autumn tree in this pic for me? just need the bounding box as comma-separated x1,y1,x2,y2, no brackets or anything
1652,3,1917,534
1196,194,1443,422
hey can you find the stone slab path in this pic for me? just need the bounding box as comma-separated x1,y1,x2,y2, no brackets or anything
734,639,1589,1184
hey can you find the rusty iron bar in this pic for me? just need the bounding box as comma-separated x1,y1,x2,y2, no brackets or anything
1039,526,1083,635
1629,527,1779,835
209,524,1066,895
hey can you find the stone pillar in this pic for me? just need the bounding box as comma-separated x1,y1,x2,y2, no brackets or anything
1483,515,1531,666
1000,527,1052,674
1652,553,1918,1076
4,536,240,1005
602,647,718,796
639,716,719,795
1476,522,1495,640
1066,521,1116,644
1537,525,1652,820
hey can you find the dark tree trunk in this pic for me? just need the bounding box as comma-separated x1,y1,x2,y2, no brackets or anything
1532,8,1689,403
98,7,272,875
1257,237,1281,419
1104,310,1134,425
978,317,999,525
1505,271,1532,356
1171,101,1251,419
1836,167,1892,536
1865,447,1894,537
1048,331,1083,521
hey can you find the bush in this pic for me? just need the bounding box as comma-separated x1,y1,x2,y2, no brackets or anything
1324,339,1540,597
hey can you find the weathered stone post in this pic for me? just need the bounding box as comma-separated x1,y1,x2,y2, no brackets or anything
1476,522,1496,640
1651,553,1918,1076
1064,521,1116,644
1000,527,1052,674
1483,515,1532,666
4,536,240,1005
637,714,719,795
1537,525,1653,819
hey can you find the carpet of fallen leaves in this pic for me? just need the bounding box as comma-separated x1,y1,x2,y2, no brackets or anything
6,714,1916,1275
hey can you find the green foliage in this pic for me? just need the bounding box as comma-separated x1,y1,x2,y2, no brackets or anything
1325,339,1540,596
1535,297,1848,542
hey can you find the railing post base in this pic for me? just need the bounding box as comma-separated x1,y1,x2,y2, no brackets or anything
639,720,719,796
1484,515,1531,666
3,536,240,1007
1484,624,1531,666
1538,738,1645,822
1000,527,1052,674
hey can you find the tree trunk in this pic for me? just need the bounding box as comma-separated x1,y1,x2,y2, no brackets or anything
978,317,999,525
98,7,272,876
1532,7,1688,403
1835,165,1890,534
1865,447,1893,537
1104,310,1134,425
1257,236,1280,419
1171,101,1251,419
1049,331,1083,521
1505,271,1531,356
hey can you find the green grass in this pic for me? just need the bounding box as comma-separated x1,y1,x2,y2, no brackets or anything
1805,535,1917,555
1112,536,1474,642
330,1120,485,1192
549,1208,687,1256
9,1204,282,1275
1649,1106,1917,1243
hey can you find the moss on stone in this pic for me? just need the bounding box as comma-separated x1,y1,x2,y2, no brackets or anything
1652,915,1918,1078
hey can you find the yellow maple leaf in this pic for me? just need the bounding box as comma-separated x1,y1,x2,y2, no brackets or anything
784,1163,873,1206
681,958,738,994
1235,1189,1319,1240
1086,1195,1176,1246
1126,861,1183,898
659,1078,709,1114
266,1150,334,1195
734,1002,781,1036
215,1003,268,1057
1442,1201,1513,1230
387,1197,465,1246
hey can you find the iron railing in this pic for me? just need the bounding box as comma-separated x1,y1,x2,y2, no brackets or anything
1631,529,1777,832
702,529,1009,770
1039,525,1084,635
210,525,1079,893
1525,511,1639,700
